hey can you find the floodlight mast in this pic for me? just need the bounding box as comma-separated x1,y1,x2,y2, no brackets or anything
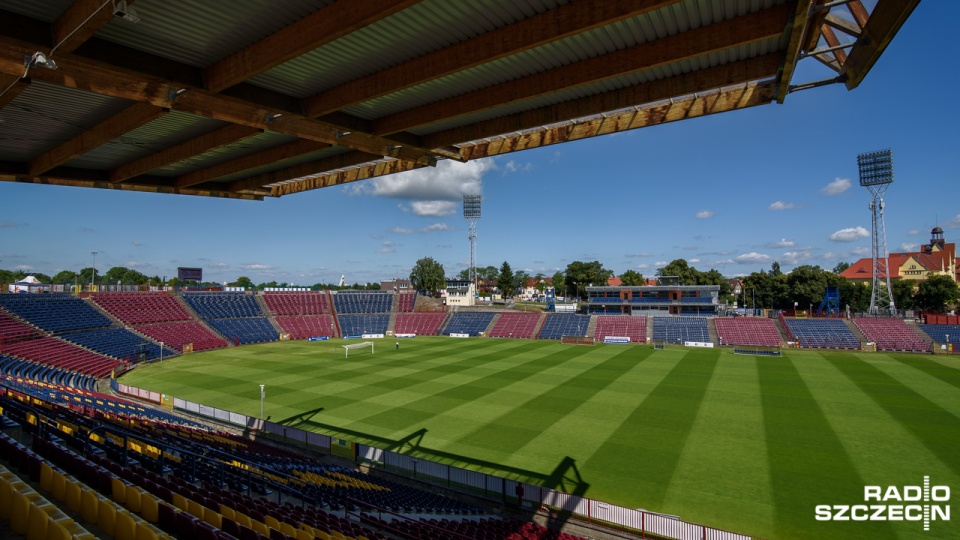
463,195,482,295
857,149,896,315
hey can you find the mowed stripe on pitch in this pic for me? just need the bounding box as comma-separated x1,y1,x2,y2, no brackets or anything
580,348,719,510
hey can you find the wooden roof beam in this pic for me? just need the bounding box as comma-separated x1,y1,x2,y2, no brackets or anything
51,0,131,54
775,0,816,103
175,139,328,188
204,0,422,93
110,123,262,183
269,158,426,198
303,0,683,117
842,0,920,91
823,12,861,38
374,4,790,136
819,24,848,66
424,53,781,149
228,150,379,193
846,0,870,29
458,80,776,161
28,102,167,176
0,170,262,200
0,35,447,164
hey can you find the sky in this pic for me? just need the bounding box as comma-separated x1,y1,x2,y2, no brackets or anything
1,2,957,286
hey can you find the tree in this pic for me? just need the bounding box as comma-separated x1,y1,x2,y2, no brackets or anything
657,259,697,284
787,265,831,310
232,276,255,289
533,273,547,294
833,262,851,274
770,261,783,277
620,269,645,286
51,270,78,284
551,271,565,297
565,261,612,299
456,268,470,281
104,266,149,285
409,257,446,295
915,275,960,313
891,279,917,310
498,261,516,298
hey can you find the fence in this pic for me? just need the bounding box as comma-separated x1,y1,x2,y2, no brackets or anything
115,382,755,540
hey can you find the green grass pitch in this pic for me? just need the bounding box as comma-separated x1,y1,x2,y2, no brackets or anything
119,337,960,540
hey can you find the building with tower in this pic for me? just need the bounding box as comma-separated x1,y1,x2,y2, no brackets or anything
840,227,959,284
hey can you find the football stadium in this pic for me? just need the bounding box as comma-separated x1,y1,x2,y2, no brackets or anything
1,1,954,540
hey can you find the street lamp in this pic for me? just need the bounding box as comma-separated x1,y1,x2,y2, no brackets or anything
90,251,98,287
259,384,265,419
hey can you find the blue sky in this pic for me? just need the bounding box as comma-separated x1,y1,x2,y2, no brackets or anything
1,1,957,286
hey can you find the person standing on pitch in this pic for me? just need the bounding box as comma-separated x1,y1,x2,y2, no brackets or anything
395,341,399,350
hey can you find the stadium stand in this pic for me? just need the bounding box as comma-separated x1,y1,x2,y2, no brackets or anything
275,315,337,340
652,317,710,344
393,313,446,336
262,291,331,315
0,312,119,377
715,317,782,347
333,292,392,313
337,314,390,337
784,318,860,349
852,318,931,352
442,312,496,336
206,317,278,345
397,291,417,312
538,314,591,340
91,292,193,324
594,315,647,343
134,321,229,352
489,312,541,339
0,293,112,333
181,292,264,319
918,324,959,348
60,327,176,361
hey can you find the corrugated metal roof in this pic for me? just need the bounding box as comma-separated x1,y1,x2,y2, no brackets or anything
248,0,570,98
93,0,333,68
157,131,299,175
343,0,786,120
213,146,350,185
0,0,72,23
409,36,783,137
66,111,226,171
0,81,131,162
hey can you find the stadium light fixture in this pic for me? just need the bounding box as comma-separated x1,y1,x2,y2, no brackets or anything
91,251,98,287
259,384,265,419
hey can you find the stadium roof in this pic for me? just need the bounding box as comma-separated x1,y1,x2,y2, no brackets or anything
0,0,918,201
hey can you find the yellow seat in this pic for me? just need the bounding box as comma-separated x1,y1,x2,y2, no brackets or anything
187,499,205,520
233,511,252,529
51,470,68,502
125,485,143,513
281,522,297,538
251,519,270,537
140,491,159,523
26,500,50,540
64,520,97,540
46,520,71,540
314,530,331,540
296,528,314,540
39,462,54,492
171,492,188,512
97,498,118,537
111,477,127,504
64,478,83,512
135,520,160,540
10,490,32,534
0,476,13,519
219,504,235,520
115,509,139,540
203,506,222,529
80,488,101,523
265,514,281,530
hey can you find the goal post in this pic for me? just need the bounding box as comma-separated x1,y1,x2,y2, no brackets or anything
342,341,374,358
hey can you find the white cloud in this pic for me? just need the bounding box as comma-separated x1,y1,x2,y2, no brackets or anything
829,226,870,242
898,242,917,252
348,159,489,200
131,241,144,247
695,210,714,219
821,252,840,260
713,259,735,266
654,261,668,267
410,200,457,217
852,246,870,256
503,160,533,174
420,223,450,233
375,241,394,254
635,263,650,269
689,258,701,263
768,201,796,211
392,227,414,234
239,263,271,270
906,229,920,236
767,238,795,248
626,253,652,258
946,214,960,229
736,252,771,263
822,177,851,196
125,261,152,269
15,265,33,271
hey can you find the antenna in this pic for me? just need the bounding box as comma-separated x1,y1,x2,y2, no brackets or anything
857,149,896,315
463,194,482,296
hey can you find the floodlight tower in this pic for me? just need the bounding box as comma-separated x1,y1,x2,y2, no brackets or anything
857,149,896,315
463,194,482,294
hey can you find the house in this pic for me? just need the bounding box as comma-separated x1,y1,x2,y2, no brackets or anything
840,227,959,283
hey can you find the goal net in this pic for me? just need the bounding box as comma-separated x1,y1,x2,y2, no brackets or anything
342,341,374,358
